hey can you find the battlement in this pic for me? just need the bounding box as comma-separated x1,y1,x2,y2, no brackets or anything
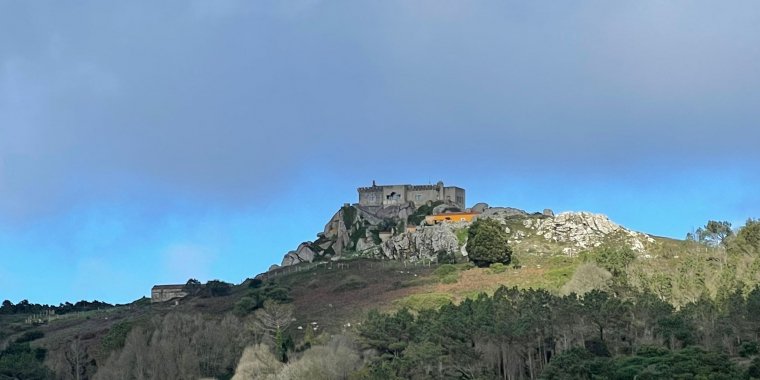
357,181,465,209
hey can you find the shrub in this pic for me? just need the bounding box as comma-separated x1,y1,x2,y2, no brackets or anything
234,297,258,316
741,341,759,357
489,263,507,274
560,263,612,295
455,228,469,246
440,273,459,284
342,205,357,228
407,201,443,226
101,321,133,353
15,330,44,344
436,250,457,264
433,264,458,277
203,280,232,297
247,278,263,289
592,245,635,277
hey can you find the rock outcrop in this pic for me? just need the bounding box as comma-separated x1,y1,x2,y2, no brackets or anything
516,212,655,255
281,243,318,266
277,202,658,268
381,222,465,262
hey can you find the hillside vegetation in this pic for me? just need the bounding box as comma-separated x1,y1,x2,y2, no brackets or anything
2,207,760,379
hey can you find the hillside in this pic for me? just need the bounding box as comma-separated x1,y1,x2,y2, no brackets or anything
2,201,760,379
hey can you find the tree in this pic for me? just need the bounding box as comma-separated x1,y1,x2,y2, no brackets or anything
183,278,202,295
466,218,512,267
697,220,733,246
731,218,760,255
254,301,294,362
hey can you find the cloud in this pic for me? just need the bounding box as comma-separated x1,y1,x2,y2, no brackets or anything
1,1,759,224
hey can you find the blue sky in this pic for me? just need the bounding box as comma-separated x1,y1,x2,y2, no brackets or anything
1,1,759,304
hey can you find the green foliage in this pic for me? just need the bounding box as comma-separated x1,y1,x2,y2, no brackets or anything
393,293,453,311
0,343,53,379
349,225,367,249
741,341,759,357
202,280,232,297
748,357,760,379
543,346,742,380
358,283,760,379
183,278,202,295
467,218,512,267
234,296,258,316
334,275,368,292
591,244,636,277
440,273,459,284
696,220,734,246
488,262,507,274
455,228,468,246
342,205,357,228
235,282,293,316
433,264,460,283
433,264,458,277
561,262,612,295
407,201,443,226
541,348,607,380
101,321,134,353
14,330,44,344
436,249,457,264
247,278,264,288
731,218,760,255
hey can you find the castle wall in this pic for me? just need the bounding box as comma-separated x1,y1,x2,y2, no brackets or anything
358,188,382,206
443,187,466,209
357,182,465,209
381,185,408,206
406,189,441,206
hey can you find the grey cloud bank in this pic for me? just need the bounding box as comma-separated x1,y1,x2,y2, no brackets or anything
1,1,760,223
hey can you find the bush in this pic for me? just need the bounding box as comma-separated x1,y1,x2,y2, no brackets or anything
15,330,44,344
433,264,458,277
407,201,443,226
489,263,507,274
203,280,232,297
436,250,457,264
247,278,263,289
440,273,459,284
592,245,635,277
101,321,133,353
741,341,760,357
560,263,612,296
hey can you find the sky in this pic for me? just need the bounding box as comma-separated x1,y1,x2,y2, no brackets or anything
1,1,759,305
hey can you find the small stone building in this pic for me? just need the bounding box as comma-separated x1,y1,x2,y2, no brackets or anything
151,284,188,303
358,181,465,209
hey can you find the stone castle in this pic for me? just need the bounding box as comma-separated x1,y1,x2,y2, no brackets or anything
357,181,465,209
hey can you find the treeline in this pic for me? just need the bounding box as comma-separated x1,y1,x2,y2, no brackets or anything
0,299,113,315
356,285,760,379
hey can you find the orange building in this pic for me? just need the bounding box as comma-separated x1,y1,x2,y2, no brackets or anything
425,212,480,225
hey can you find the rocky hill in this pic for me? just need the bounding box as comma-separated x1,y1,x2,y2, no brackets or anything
277,201,658,268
